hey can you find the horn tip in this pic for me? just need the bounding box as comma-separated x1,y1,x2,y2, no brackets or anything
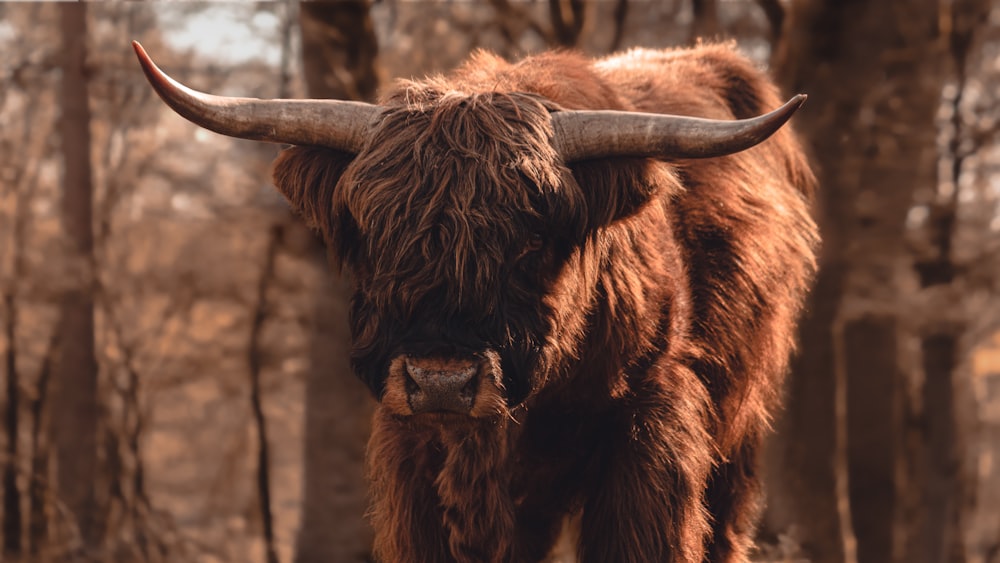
132,40,154,71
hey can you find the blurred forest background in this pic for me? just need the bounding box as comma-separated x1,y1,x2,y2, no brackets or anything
2,1,1000,562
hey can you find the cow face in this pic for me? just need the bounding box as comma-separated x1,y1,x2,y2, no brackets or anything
274,90,601,418
132,41,804,418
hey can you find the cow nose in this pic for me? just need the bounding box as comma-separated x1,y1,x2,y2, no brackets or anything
404,357,479,414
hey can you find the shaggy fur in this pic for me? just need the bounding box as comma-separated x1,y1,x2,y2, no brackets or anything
271,43,818,562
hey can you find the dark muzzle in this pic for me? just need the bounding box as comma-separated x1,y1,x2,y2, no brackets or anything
404,356,481,414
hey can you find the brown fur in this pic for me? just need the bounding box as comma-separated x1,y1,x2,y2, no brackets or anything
271,43,818,562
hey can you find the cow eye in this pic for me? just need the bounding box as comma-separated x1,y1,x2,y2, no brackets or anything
524,233,544,254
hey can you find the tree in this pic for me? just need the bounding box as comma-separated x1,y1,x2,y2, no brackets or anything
293,2,379,562
763,1,994,562
50,2,101,552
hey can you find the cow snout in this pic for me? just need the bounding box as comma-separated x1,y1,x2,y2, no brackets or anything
404,357,480,414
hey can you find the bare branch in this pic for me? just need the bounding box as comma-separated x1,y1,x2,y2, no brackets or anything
487,0,553,50
3,293,22,556
27,328,58,556
608,0,629,52
2,40,53,561
755,0,785,45
549,0,585,47
248,224,283,563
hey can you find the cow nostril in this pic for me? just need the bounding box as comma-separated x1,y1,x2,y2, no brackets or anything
402,367,421,396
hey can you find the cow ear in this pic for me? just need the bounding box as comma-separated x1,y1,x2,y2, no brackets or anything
568,158,667,232
271,145,356,238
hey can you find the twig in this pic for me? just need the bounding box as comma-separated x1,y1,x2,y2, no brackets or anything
248,224,283,563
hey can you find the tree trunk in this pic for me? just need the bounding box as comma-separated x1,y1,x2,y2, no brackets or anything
3,294,21,556
250,226,283,563
298,0,378,101
690,0,720,42
293,2,378,562
766,1,952,562
51,2,101,551
911,3,991,561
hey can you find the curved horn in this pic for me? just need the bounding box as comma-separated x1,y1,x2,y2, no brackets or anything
132,41,379,153
551,94,807,162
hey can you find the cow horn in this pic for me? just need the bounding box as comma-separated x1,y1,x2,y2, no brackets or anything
132,41,378,153
551,94,807,162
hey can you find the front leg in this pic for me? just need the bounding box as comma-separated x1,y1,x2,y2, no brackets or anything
579,370,715,563
367,408,453,563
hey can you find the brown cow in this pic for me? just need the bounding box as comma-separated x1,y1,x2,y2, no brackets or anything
133,41,818,563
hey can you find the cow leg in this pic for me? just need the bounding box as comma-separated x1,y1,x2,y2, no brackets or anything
703,434,763,563
509,407,600,562
578,372,715,563
366,408,453,563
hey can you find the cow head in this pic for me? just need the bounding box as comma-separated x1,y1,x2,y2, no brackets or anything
133,42,804,419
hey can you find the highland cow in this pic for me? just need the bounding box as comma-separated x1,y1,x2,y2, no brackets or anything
133,40,818,562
